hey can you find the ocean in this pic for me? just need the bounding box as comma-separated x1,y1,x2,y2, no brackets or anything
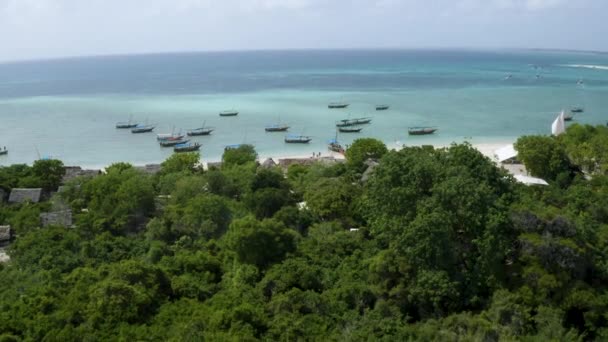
0,49,607,167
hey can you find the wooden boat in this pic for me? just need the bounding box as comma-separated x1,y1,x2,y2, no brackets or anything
187,127,214,136
174,142,201,153
328,139,345,154
328,103,349,109
265,124,290,132
571,107,584,113
131,124,155,133
285,135,312,144
187,122,214,136
375,105,389,111
219,110,239,117
157,134,185,141
336,117,372,127
116,115,138,128
339,127,362,133
564,113,574,121
116,122,138,129
160,139,189,147
0,148,7,156
408,127,438,135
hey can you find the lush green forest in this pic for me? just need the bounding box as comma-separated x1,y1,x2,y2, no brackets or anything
1,124,607,341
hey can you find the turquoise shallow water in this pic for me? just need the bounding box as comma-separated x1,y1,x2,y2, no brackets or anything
0,50,607,167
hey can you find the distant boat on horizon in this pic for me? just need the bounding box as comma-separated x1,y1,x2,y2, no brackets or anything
328,102,349,109
219,110,239,117
0,147,7,156
570,107,584,113
408,127,438,135
375,105,389,111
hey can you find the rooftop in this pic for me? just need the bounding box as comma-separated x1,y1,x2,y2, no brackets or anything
8,188,43,204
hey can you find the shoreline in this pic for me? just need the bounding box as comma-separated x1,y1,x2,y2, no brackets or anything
69,139,515,171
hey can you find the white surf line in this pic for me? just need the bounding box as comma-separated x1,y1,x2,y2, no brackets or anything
559,64,608,71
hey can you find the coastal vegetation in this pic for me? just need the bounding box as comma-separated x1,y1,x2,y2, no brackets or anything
0,124,608,340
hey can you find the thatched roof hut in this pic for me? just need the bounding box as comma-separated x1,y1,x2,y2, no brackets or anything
62,166,101,183
261,158,277,168
135,164,162,174
8,188,43,204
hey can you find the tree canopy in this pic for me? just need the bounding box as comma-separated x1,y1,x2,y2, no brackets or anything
1,126,608,340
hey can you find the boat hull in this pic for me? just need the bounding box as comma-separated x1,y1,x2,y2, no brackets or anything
131,127,155,133
328,104,349,109
174,144,201,153
328,143,345,153
116,123,138,129
0,150,7,155
408,128,437,135
265,127,289,132
375,106,389,111
160,139,189,147
187,129,213,136
339,128,362,133
219,112,238,117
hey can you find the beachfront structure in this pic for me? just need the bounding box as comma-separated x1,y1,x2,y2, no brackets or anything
62,166,101,183
135,164,162,174
261,158,278,168
514,175,549,186
8,188,43,204
494,144,518,164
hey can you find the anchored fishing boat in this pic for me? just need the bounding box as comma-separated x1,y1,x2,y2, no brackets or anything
571,107,584,113
116,115,138,128
328,102,349,109
339,127,363,133
328,138,345,154
375,105,389,111
131,124,155,133
336,117,372,127
265,124,290,132
187,121,214,136
285,135,312,144
408,127,438,135
174,142,201,153
219,110,239,117
160,139,189,147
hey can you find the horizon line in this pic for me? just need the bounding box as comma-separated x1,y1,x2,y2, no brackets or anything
1,46,606,65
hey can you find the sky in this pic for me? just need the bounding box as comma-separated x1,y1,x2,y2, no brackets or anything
0,0,607,62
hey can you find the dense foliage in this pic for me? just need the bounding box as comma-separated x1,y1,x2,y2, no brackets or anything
1,129,607,340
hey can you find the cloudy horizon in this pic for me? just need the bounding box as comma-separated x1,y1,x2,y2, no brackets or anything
1,0,606,62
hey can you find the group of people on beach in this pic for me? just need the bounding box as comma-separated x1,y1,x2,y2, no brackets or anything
312,152,322,158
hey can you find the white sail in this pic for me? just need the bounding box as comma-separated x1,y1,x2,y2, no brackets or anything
551,110,566,136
